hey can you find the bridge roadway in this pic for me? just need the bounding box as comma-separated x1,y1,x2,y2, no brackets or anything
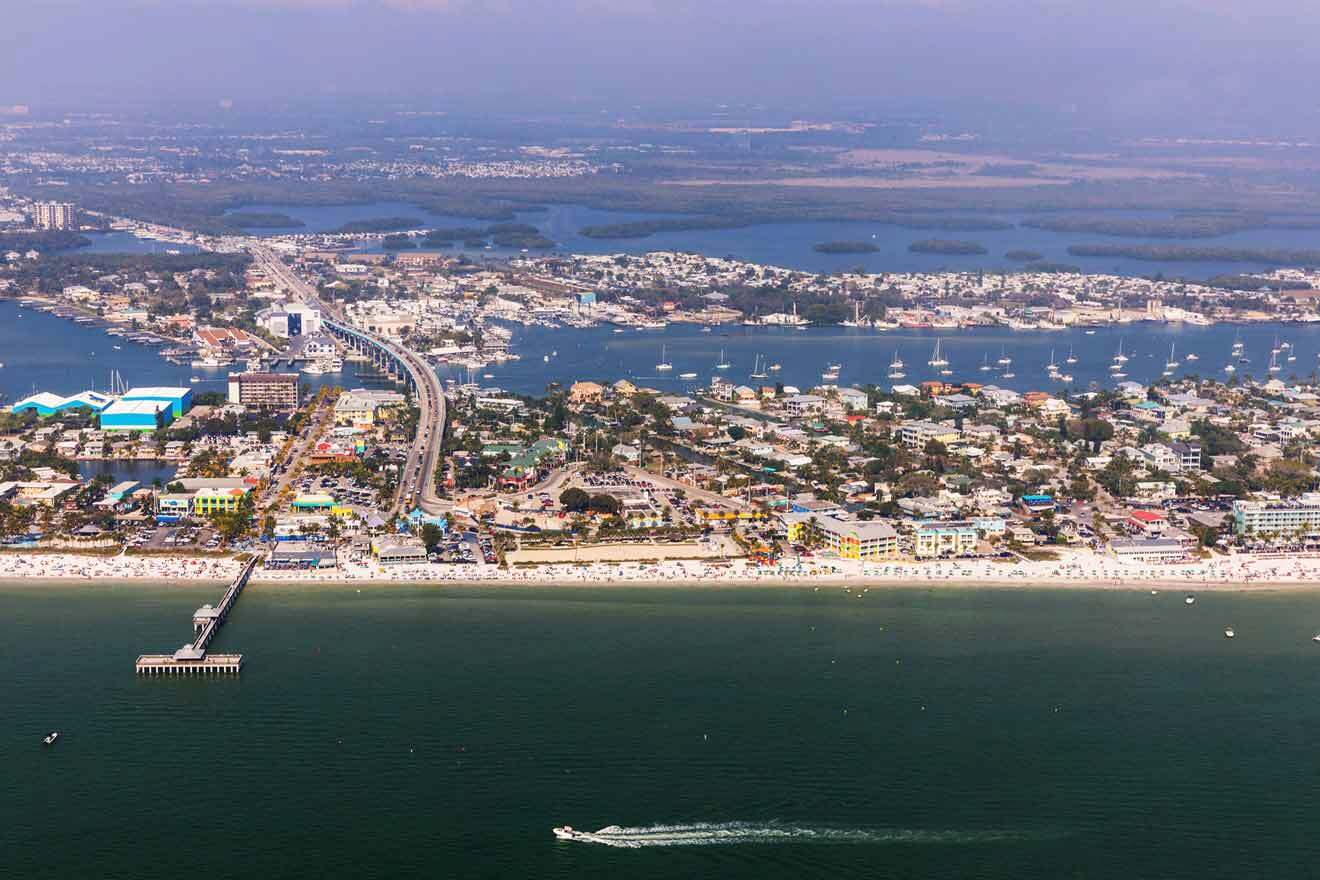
249,246,447,516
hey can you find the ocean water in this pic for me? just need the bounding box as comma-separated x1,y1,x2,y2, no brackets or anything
7,582,1320,879
462,320,1320,396
231,201,1320,278
0,299,397,405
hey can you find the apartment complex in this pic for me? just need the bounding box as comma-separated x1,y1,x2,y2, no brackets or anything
1232,494,1320,536
784,513,899,560
32,201,77,230
227,372,300,411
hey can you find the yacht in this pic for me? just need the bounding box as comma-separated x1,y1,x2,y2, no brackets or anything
1224,363,1236,374
189,376,202,384
1165,344,1178,371
767,362,782,373
996,346,1012,366
1185,352,1199,362
1109,361,1123,372
1268,351,1281,373
1112,340,1128,364
655,345,673,372
1271,336,1283,355
1224,627,1236,639
43,731,59,746
1046,349,1059,376
979,353,992,372
1002,370,1016,379
822,362,841,381
1185,595,1196,605
1112,370,1127,379
750,354,769,380
190,355,232,369
1065,346,1078,365
678,372,698,380
715,349,731,370
612,328,625,334
543,354,550,363
928,339,949,368
1231,333,1245,357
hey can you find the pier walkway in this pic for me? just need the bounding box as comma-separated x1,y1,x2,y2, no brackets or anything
136,557,258,676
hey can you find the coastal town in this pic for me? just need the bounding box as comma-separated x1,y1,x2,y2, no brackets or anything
4,195,1320,593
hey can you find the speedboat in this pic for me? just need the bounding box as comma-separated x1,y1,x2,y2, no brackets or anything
1224,627,1235,639
1185,595,1196,605
43,731,59,745
679,372,698,380
553,826,597,843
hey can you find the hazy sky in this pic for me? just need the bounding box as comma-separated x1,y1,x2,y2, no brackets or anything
3,0,1313,132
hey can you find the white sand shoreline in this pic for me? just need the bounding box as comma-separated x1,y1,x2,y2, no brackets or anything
2,549,1320,594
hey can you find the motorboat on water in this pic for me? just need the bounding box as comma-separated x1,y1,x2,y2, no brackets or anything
43,731,59,746
1185,595,1196,605
655,345,673,372
1224,627,1236,639
553,826,608,844
678,372,698,380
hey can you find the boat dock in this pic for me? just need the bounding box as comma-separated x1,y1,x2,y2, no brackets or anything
135,557,258,677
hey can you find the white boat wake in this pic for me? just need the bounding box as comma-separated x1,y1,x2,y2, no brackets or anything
556,822,1049,848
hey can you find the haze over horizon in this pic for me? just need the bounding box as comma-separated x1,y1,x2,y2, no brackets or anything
4,0,1316,136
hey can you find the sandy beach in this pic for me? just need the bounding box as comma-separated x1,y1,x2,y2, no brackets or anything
4,548,1320,593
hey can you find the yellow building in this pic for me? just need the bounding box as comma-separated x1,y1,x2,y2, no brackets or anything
784,513,898,560
192,487,249,515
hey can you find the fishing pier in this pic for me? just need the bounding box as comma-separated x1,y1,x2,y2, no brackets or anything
135,557,258,676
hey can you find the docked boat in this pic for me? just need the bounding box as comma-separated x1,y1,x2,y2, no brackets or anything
43,731,59,746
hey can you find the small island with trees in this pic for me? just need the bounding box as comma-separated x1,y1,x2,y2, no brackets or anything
908,239,988,255
813,240,880,254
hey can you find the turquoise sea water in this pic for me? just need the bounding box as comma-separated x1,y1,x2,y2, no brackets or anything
7,582,1320,878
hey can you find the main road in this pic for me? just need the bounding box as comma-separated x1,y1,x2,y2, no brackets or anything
248,245,448,517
